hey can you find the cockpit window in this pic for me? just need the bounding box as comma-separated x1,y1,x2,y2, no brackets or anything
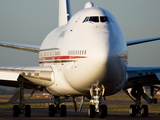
83,17,89,23
89,17,99,22
100,16,109,23
83,16,109,23
83,16,99,23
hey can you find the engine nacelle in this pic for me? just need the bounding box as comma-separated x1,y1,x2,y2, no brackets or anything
21,70,55,87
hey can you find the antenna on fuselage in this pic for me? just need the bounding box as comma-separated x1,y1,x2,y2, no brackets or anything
84,2,94,9
59,0,72,26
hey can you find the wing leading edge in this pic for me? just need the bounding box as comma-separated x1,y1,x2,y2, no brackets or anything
0,41,40,53
0,66,54,89
127,37,160,46
126,37,160,87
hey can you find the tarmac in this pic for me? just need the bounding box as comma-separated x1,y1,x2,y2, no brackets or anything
0,107,160,120
0,98,160,120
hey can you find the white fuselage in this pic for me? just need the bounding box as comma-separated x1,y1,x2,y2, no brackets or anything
39,7,128,96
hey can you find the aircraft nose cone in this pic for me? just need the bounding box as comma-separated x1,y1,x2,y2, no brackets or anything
89,42,108,69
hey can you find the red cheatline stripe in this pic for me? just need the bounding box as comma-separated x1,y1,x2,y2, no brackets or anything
39,56,87,61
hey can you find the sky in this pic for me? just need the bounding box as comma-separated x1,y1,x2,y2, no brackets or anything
0,0,160,66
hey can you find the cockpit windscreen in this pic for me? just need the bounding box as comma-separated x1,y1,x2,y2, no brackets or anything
83,16,109,23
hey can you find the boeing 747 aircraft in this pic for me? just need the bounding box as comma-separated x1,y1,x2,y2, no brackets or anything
0,0,160,118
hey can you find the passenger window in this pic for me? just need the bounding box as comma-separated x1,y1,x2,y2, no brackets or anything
100,16,109,23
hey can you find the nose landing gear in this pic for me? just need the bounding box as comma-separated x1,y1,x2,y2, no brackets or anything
88,83,107,118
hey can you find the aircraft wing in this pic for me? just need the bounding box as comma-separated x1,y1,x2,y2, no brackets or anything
127,37,160,46
0,41,40,53
0,66,54,90
125,66,160,89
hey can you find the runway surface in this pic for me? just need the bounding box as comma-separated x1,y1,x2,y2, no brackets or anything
0,107,160,120
0,96,160,119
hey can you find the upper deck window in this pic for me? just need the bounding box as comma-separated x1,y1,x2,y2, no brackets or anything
100,16,109,23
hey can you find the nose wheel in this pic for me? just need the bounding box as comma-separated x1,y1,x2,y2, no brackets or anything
88,104,107,118
88,105,95,118
99,104,107,118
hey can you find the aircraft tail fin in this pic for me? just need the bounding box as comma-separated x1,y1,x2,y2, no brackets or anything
59,0,72,26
